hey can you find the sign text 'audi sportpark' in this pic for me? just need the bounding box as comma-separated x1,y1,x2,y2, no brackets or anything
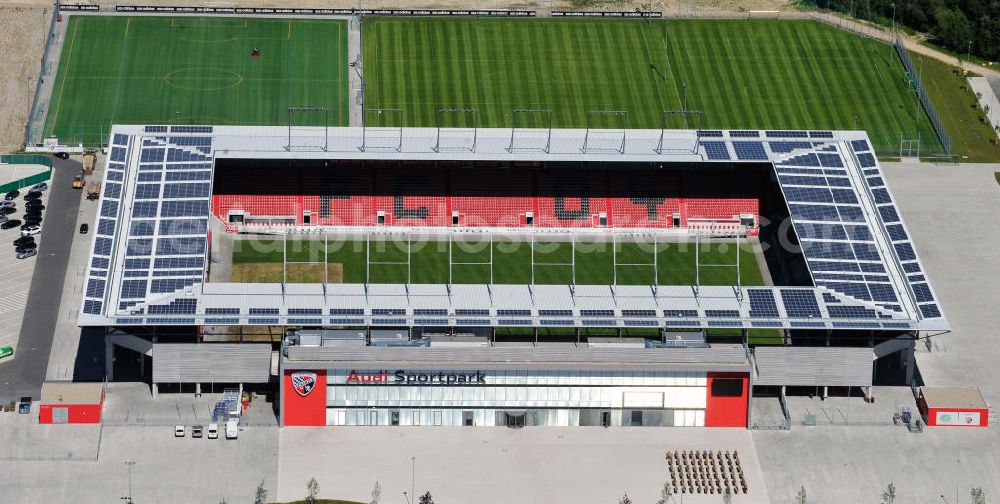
346,370,487,385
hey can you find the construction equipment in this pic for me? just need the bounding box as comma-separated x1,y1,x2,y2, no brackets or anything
86,181,101,200
72,175,84,189
82,152,96,175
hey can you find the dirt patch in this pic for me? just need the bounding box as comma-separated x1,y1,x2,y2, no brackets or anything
0,6,48,152
231,262,284,283
328,263,344,283
286,263,326,283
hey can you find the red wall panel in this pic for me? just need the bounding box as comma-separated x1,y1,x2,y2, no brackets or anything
704,372,749,428
283,370,327,426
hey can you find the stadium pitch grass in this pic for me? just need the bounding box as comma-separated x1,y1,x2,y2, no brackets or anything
43,16,349,145
230,238,764,286
363,18,942,154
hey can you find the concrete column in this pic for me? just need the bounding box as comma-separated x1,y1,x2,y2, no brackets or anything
152,382,159,399
195,382,202,396
105,339,115,382
903,341,916,385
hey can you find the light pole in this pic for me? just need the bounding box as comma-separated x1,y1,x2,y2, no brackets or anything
890,3,896,34
123,460,136,504
682,83,688,113
410,456,415,504
966,41,972,70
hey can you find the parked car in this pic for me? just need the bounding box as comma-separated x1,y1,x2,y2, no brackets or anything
79,223,89,234
25,201,43,210
24,209,41,217
53,152,69,160
29,182,47,192
15,245,36,255
20,225,40,236
13,236,34,247
23,217,42,226
15,248,36,260
0,201,13,209
0,207,14,215
207,423,219,439
191,425,204,438
174,425,185,437
1,219,21,230
23,191,42,200
3,190,18,201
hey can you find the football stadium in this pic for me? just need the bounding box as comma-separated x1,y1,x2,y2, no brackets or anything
40,11,948,429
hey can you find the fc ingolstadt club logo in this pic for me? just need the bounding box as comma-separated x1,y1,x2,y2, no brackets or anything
291,371,317,397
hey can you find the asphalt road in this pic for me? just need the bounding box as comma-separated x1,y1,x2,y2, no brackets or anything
0,157,82,400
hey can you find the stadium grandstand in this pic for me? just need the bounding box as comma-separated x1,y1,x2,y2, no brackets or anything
79,124,948,427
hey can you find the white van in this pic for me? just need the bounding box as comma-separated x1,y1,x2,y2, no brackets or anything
225,418,238,439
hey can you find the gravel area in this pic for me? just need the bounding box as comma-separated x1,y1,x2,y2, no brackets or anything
0,5,49,152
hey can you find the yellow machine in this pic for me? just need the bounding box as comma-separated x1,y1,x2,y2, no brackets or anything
72,175,84,189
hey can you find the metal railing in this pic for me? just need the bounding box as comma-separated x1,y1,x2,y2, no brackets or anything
895,35,952,154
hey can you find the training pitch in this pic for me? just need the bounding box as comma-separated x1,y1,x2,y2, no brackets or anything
363,17,940,153
43,16,349,144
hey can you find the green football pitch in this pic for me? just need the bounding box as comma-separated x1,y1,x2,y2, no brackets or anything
363,17,941,154
229,237,764,286
43,16,349,145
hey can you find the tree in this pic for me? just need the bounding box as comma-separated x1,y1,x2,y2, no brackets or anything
723,487,733,504
971,487,986,504
255,480,268,504
370,480,382,504
306,477,320,503
618,493,633,504
419,491,435,504
658,481,675,504
795,486,807,504
881,482,896,504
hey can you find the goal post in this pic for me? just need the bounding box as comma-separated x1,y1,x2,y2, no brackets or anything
286,106,328,152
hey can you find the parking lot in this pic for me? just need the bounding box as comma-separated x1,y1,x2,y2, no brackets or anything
0,175,50,351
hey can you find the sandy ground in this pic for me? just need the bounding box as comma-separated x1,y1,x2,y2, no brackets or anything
0,5,49,152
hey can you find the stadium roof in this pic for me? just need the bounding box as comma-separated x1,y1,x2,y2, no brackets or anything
78,125,947,332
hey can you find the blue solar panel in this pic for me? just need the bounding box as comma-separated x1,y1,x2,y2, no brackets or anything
106,170,124,182
870,188,892,204
124,270,149,278
701,141,731,160
698,130,724,137
416,318,450,326
96,219,116,237
809,260,861,273
170,125,213,133
885,224,908,241
729,130,759,137
330,308,365,315
151,269,203,277
788,204,840,222
801,241,855,260
830,189,858,204
850,139,870,152
103,182,123,199
138,172,162,182
100,200,119,218
795,223,847,240
902,262,922,274
165,171,212,181
289,318,323,325
825,177,851,187
868,284,897,302
126,239,153,256
780,175,828,186
83,300,103,315
784,187,834,203
851,243,881,261
498,319,531,326
878,205,900,223
892,242,916,261
840,225,870,241
780,290,822,318
732,141,768,160
769,141,813,153
790,321,826,328
911,283,934,303
150,278,196,293
580,309,615,317
809,131,834,138
856,153,877,167
113,134,129,146
162,183,210,198
155,237,206,255
814,273,865,282
289,308,323,315
93,237,113,256
206,318,241,325
134,184,161,199
161,200,209,217
777,167,821,175
456,318,490,325
920,304,942,318
623,320,658,327
85,279,106,298
817,153,843,167
837,205,865,222
780,153,820,166
664,309,698,317
542,319,576,326
866,176,884,187
121,280,148,299
169,136,212,146
907,274,926,283
751,321,783,328
249,307,279,315
826,305,876,318
154,256,204,269
132,201,158,218
748,290,779,318
158,218,208,236
91,257,109,269
110,147,127,162
139,148,165,163
129,221,155,236
705,310,740,318
622,310,657,318
147,298,197,315
708,320,741,327
766,130,809,138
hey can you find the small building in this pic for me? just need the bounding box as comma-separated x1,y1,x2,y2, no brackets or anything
38,382,105,424
918,387,988,427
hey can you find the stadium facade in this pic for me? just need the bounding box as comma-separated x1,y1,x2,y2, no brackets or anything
80,124,947,428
